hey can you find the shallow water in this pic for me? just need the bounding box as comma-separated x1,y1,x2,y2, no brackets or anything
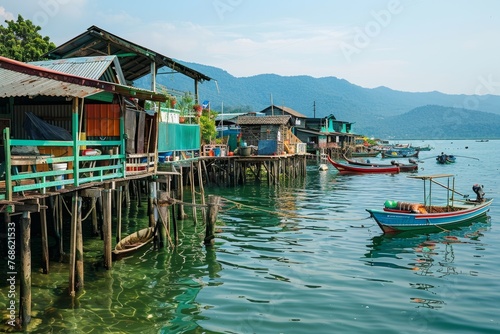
1,139,499,333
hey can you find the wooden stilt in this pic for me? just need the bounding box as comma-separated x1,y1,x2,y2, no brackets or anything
124,180,131,206
171,195,178,245
197,160,207,223
69,193,78,296
57,195,64,261
20,211,31,327
75,196,84,291
189,161,197,224
40,198,49,274
158,191,169,248
91,197,99,236
103,189,112,269
116,186,123,243
204,195,221,247
178,167,186,220
148,181,156,227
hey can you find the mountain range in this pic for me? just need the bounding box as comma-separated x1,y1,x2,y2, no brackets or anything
135,62,500,139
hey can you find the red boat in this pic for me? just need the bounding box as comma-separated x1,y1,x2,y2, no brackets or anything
327,156,400,174
343,155,418,172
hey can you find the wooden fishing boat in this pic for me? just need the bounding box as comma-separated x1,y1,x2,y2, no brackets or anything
112,227,155,260
351,151,380,158
381,148,419,159
327,156,399,174
343,155,418,172
436,153,456,164
366,174,493,233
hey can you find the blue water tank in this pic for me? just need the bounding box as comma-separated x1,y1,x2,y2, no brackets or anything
258,140,278,155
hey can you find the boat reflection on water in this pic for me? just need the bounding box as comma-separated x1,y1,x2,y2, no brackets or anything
364,214,491,271
363,214,491,309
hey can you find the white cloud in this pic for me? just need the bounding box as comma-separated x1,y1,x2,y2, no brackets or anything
0,6,15,21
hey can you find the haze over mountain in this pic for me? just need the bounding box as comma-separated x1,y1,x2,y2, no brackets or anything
136,62,500,140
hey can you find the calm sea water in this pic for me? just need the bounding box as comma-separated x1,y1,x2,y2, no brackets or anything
1,139,500,333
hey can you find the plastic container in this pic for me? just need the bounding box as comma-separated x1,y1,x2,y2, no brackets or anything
213,148,221,156
53,163,67,189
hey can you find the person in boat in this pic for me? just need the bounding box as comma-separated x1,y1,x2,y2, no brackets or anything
437,152,448,164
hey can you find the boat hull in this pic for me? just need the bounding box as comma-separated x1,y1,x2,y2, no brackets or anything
343,155,418,172
351,151,380,158
112,227,155,260
381,150,419,159
327,156,399,174
366,199,492,233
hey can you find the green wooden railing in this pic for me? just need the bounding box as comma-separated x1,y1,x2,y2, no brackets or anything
1,127,126,201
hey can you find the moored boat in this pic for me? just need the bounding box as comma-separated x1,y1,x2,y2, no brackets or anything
351,151,380,158
381,148,419,159
343,155,418,172
436,152,456,164
113,227,156,260
327,156,399,174
366,174,493,233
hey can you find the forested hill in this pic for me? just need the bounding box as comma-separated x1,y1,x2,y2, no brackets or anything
135,61,500,139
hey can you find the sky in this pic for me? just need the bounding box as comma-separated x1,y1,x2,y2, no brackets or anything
1,0,500,96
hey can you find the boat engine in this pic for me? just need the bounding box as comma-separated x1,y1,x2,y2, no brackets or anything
472,184,485,202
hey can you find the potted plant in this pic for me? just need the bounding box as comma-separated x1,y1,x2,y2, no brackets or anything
193,104,203,117
169,96,177,109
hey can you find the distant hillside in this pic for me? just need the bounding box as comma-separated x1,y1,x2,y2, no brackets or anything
363,105,500,140
135,62,500,139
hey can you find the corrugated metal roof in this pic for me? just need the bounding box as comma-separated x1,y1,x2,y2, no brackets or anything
0,56,108,98
30,56,126,84
0,56,166,101
237,115,291,125
260,105,308,118
45,25,212,83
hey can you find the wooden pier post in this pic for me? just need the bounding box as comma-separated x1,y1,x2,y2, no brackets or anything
157,190,169,248
189,161,198,224
204,195,221,247
76,196,84,291
69,193,84,296
20,211,31,327
40,198,49,274
116,185,123,243
103,189,113,269
197,160,207,223
148,180,156,227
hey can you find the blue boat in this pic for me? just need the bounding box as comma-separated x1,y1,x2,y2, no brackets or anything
366,174,493,233
381,148,419,159
436,152,456,164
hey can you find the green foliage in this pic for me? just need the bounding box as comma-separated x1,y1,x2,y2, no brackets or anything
176,92,194,116
199,109,217,144
0,15,56,62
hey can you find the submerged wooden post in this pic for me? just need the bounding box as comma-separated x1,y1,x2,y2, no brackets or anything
197,160,207,223
204,195,221,247
75,196,84,291
57,195,64,261
157,190,169,248
20,211,31,327
40,198,49,274
189,161,198,224
69,193,84,296
177,167,187,220
103,189,113,269
148,180,156,227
